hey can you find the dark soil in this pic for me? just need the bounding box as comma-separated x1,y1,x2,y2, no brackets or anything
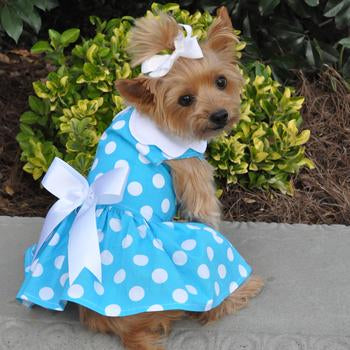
0,49,349,224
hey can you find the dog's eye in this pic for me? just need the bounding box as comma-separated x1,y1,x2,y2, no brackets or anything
215,76,227,90
178,95,194,107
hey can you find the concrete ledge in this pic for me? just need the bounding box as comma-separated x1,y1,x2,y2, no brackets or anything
1,217,350,349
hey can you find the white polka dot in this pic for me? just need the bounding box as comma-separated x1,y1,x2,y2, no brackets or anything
129,286,145,301
186,224,200,230
214,281,220,296
105,304,121,316
227,248,234,262
138,153,150,164
239,264,248,278
98,230,104,242
206,246,214,261
39,287,54,301
101,250,114,265
185,285,198,295
68,284,84,299
112,120,125,130
21,294,28,301
140,206,153,221
172,251,188,266
133,255,149,266
121,234,133,249
91,158,98,170
54,255,65,270
197,264,210,279
152,174,165,188
163,222,174,228
125,210,133,217
109,218,122,232
127,181,143,196
181,239,197,251
60,273,69,287
105,141,116,154
100,131,107,140
153,238,164,251
31,261,43,277
94,281,104,295
205,299,213,311
229,282,239,293
152,268,168,284
95,173,103,181
204,227,216,235
218,264,227,279
137,225,147,238
147,304,164,311
114,269,126,284
136,143,150,155
161,198,170,213
172,289,188,304
213,233,224,244
114,159,129,169
96,208,103,217
48,233,60,246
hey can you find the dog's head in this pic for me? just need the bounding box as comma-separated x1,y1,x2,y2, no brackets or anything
116,7,243,140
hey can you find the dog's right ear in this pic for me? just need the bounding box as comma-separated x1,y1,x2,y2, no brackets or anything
115,77,157,112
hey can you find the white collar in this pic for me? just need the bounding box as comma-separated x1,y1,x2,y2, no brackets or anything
129,108,207,158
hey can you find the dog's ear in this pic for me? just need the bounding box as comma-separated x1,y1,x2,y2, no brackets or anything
205,7,238,61
115,77,157,112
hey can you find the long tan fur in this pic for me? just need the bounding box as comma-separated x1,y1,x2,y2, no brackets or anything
128,13,179,67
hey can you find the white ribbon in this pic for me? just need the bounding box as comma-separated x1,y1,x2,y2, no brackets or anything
141,24,204,77
32,157,129,285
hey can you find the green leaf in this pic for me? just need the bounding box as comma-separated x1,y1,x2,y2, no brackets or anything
0,5,23,43
20,111,40,124
28,96,45,115
60,28,80,46
324,1,345,17
31,40,53,53
338,37,350,49
259,0,280,15
304,0,319,6
48,29,61,49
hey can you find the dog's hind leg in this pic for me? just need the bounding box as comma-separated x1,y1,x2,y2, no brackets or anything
188,275,264,324
79,306,184,350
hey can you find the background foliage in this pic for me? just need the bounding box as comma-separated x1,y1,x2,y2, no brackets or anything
16,3,314,195
0,0,58,43
2,0,349,82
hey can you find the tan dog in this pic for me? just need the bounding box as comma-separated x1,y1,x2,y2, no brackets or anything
79,7,263,350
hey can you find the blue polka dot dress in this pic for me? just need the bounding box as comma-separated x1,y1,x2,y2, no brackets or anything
17,107,252,317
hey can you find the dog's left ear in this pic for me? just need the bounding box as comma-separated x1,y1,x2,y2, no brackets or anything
115,77,157,113
205,7,238,60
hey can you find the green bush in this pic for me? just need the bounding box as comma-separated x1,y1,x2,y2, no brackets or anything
207,63,314,195
16,2,314,195
0,0,58,43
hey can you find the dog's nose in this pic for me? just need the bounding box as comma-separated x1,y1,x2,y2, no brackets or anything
210,109,228,126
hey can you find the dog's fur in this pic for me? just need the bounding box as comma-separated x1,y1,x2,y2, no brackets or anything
80,7,263,349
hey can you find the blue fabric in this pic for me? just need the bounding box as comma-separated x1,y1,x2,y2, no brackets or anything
16,107,252,317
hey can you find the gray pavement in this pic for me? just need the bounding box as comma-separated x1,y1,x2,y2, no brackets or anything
1,216,349,349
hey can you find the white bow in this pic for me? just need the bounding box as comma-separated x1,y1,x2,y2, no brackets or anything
32,157,129,285
141,24,203,78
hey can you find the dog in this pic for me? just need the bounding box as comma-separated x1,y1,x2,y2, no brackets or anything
79,7,263,350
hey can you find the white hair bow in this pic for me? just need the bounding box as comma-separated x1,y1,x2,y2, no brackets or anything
141,24,204,78
32,157,129,285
